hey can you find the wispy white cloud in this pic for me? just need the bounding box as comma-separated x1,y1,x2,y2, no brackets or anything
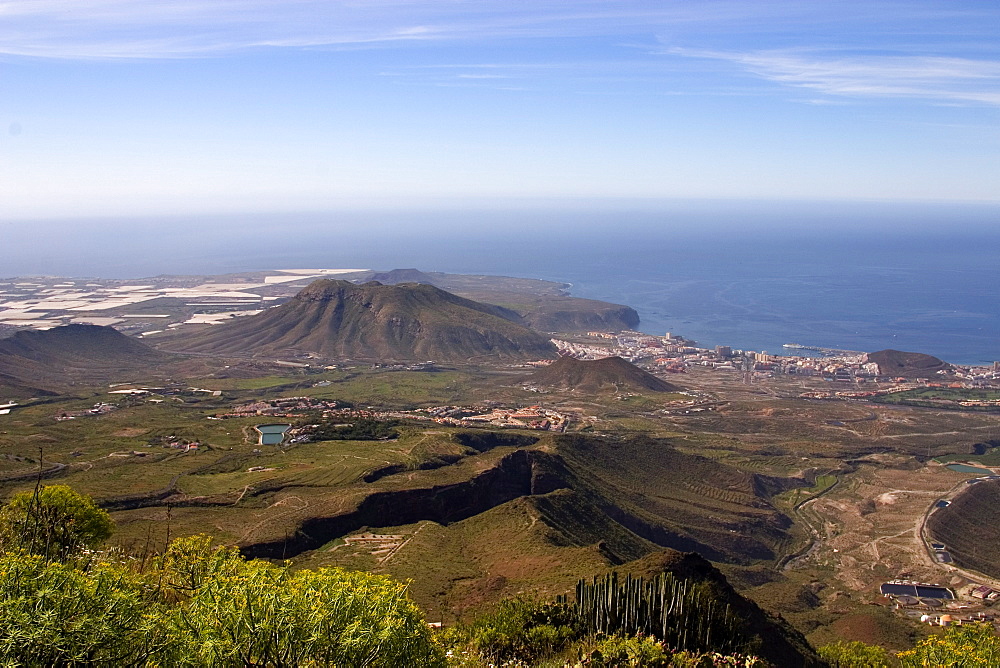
669,47,1000,107
0,0,874,60
4,0,1000,115
0,0,460,58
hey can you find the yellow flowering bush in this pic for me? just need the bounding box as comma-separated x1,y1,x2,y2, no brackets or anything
897,622,1000,667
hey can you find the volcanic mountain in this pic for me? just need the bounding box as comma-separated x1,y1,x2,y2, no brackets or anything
865,349,952,378
526,355,680,393
0,324,170,392
164,280,558,362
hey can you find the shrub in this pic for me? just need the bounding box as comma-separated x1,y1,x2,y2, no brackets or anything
897,622,1000,667
464,597,585,663
1,530,444,667
819,640,894,667
0,552,170,665
669,651,767,667
0,484,114,561
578,634,672,666
159,535,444,667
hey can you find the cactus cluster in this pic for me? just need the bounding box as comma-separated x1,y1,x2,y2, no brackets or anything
565,572,745,655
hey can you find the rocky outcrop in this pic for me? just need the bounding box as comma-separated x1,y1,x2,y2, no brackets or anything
526,355,680,392
865,349,951,377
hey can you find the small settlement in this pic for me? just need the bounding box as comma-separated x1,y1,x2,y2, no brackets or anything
881,579,1000,628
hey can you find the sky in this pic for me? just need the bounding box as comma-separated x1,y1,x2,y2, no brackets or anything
1,1,999,219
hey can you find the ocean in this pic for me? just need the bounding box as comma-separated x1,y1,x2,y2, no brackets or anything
4,199,999,365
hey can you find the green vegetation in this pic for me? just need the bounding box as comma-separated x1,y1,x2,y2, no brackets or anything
0,484,113,560
440,595,767,667
203,374,327,392
819,623,1000,668
159,536,443,666
578,640,767,667
0,525,443,666
0,486,772,666
776,474,838,509
298,417,400,441
572,634,675,666
897,622,1000,667
819,640,894,667
446,597,583,663
874,387,1000,411
934,445,1000,466
0,552,168,665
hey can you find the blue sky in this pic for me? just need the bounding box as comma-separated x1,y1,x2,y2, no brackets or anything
2,1,999,218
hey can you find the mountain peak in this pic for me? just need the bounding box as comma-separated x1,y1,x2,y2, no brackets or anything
166,280,556,363
0,324,169,393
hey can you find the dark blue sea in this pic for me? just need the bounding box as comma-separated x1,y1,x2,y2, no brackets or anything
4,199,999,365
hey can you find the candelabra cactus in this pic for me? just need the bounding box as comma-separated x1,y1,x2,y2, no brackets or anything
565,572,745,655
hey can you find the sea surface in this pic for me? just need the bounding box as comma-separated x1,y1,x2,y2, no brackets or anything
5,200,1000,365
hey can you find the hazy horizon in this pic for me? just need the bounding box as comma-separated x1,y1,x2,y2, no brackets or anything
5,198,1000,278
4,202,1000,365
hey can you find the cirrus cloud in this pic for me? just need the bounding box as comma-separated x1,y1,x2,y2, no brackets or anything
668,47,1000,107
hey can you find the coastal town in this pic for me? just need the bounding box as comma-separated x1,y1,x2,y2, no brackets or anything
552,331,1000,394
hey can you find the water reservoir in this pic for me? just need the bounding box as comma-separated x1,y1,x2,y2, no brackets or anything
880,583,954,599
256,423,291,445
946,463,994,475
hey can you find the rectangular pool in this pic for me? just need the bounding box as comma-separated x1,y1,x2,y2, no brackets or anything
880,583,954,599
